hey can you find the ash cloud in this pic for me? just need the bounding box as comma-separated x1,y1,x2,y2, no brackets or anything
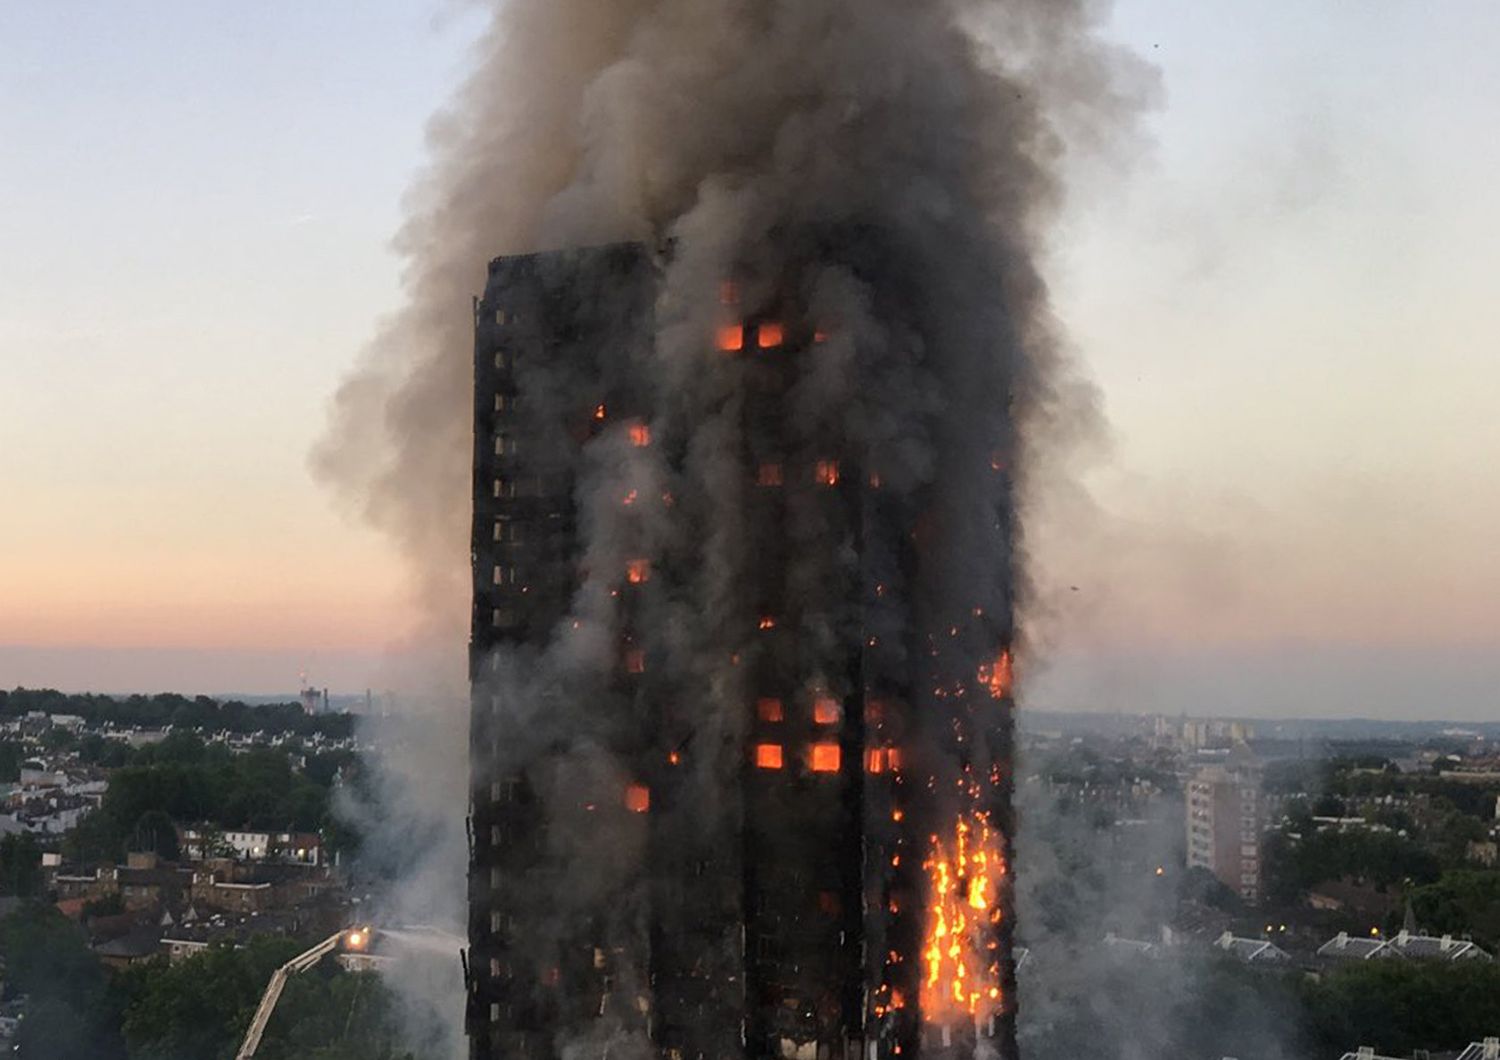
313,2,1149,1057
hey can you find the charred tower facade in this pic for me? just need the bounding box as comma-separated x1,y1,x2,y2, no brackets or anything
467,238,1019,1060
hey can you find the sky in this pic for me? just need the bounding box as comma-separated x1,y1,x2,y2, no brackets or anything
2,3,1497,718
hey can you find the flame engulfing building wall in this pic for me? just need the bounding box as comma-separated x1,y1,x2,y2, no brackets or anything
467,233,1019,1060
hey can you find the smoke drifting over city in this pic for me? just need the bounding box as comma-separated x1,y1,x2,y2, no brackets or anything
314,3,1146,1058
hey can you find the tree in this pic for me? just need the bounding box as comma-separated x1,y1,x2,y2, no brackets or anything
1409,870,1500,949
41,725,78,753
0,903,126,1058
1311,792,1346,818
113,938,416,1060
1299,960,1500,1057
62,807,126,865
0,740,24,782
115,937,301,1060
0,832,42,897
129,809,181,861
77,733,130,768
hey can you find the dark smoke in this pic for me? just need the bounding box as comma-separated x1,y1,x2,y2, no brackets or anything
313,3,1150,1057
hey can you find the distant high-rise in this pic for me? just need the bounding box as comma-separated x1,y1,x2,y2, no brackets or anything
1186,759,1262,903
466,241,1018,1060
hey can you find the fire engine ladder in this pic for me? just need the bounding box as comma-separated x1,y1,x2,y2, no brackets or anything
235,931,346,1059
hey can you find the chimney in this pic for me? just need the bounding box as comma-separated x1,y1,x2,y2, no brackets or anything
1356,1049,1373,1060
1439,933,1453,950
1481,1036,1497,1059
1335,931,1348,948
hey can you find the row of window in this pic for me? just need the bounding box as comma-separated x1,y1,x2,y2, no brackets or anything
749,743,904,775
492,477,561,499
716,322,784,352
752,461,840,487
755,696,841,725
755,742,841,772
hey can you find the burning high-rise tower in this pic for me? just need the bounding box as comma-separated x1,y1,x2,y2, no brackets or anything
466,230,1019,1060
308,3,1141,1058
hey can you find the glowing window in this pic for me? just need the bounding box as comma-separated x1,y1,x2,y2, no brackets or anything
626,559,651,584
717,324,745,352
865,748,886,774
756,698,784,723
813,329,828,344
756,463,783,487
815,460,840,486
624,784,650,813
813,697,840,725
629,422,652,447
810,744,841,773
754,744,784,770
886,748,903,771
758,616,776,630
624,648,646,674
757,322,784,348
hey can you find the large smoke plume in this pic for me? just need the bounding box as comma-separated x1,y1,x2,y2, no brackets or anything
314,3,1147,1058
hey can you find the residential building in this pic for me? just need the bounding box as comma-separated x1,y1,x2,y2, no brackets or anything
1186,758,1263,903
1317,930,1493,963
467,242,1020,1060
1317,932,1391,962
1212,932,1290,964
1381,930,1493,963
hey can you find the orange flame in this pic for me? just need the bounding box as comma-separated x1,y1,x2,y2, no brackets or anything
754,743,783,770
810,743,841,773
977,648,1013,700
717,324,744,352
921,812,1005,1021
756,697,784,722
